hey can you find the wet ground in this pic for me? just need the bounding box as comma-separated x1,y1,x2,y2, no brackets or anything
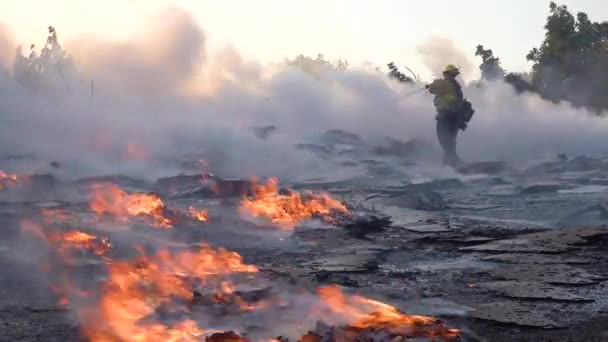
1,149,608,341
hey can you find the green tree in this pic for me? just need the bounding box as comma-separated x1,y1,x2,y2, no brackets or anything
504,72,536,94
386,62,413,83
475,45,504,81
527,2,608,112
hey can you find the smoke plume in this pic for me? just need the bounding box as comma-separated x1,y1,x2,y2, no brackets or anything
416,36,476,81
0,6,606,183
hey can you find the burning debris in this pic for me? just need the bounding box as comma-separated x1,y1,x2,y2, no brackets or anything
2,158,461,341
189,206,210,222
20,220,112,308
179,284,461,342
21,221,112,258
89,183,175,228
89,183,172,227
15,190,461,342
314,285,460,340
78,245,458,342
82,244,259,341
89,183,211,227
295,320,458,342
239,177,348,229
56,230,112,257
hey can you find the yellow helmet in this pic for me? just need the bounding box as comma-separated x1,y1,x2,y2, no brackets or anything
443,64,460,74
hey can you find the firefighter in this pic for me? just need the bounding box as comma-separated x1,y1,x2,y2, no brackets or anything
425,64,474,167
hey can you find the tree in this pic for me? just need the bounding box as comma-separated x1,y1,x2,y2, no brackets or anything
504,72,537,94
475,45,504,81
527,2,608,112
13,26,76,92
285,53,348,80
386,62,413,83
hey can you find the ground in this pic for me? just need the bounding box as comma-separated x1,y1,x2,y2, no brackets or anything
1,149,608,341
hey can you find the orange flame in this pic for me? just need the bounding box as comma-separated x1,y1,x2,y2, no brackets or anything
316,285,460,339
188,206,209,222
57,231,112,256
90,183,173,228
239,177,347,229
21,220,112,258
84,244,258,342
0,170,19,189
20,221,110,307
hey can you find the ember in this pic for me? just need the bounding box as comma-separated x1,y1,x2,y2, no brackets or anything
90,183,173,228
189,206,209,222
83,244,259,342
239,177,347,229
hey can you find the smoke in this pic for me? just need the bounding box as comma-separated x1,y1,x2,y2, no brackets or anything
69,7,206,95
0,6,607,183
416,36,475,81
462,81,608,162
0,24,16,70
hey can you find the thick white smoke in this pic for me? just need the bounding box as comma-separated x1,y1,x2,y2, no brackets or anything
416,36,476,81
0,24,16,70
0,6,607,182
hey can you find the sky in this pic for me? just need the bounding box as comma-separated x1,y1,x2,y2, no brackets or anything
1,0,607,78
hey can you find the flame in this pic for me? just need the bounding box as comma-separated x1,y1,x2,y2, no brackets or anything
188,206,209,222
21,220,112,257
316,285,460,339
84,244,258,342
20,218,459,340
0,170,19,189
239,177,347,229
57,231,112,256
20,221,109,307
90,183,173,228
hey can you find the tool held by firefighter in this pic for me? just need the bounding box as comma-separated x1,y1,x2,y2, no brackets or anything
402,87,428,98
425,64,475,167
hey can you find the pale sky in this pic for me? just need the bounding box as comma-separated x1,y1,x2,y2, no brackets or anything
1,0,607,77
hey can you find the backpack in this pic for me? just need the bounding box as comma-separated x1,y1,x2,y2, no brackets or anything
458,99,475,130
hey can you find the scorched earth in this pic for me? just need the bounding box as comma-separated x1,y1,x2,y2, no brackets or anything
1,138,608,342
